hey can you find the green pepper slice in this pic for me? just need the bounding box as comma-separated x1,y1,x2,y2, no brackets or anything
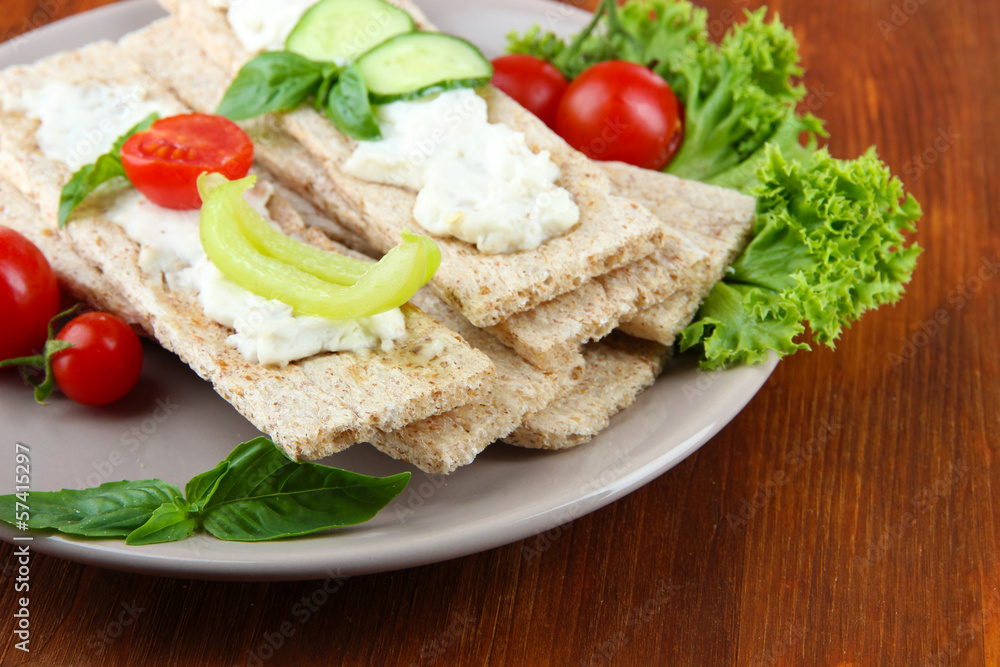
198,173,439,319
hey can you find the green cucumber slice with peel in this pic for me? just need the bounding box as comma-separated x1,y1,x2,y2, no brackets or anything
355,32,493,103
285,0,415,63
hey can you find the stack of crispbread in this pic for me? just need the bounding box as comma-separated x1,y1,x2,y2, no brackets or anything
0,41,497,469
0,0,758,471
127,0,755,444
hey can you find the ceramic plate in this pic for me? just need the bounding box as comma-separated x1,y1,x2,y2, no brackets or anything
0,0,777,580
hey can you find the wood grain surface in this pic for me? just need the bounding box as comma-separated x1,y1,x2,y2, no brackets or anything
1,0,997,665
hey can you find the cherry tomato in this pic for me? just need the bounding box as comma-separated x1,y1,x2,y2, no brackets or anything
554,60,682,170
120,113,254,210
0,227,60,360
53,312,143,406
490,54,568,129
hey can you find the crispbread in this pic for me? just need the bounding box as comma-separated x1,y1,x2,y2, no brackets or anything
0,41,496,466
504,334,668,450
119,18,726,371
619,288,702,347
156,0,673,327
275,181,576,473
269,162,662,466
502,170,755,448
484,234,708,369
603,162,756,344
0,177,145,327
370,289,576,471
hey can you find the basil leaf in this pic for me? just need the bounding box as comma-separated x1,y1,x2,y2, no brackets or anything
125,499,200,546
314,70,338,113
0,438,409,545
57,113,159,227
184,460,230,511
0,479,182,538
324,65,381,141
201,438,409,541
217,51,327,121
58,155,124,227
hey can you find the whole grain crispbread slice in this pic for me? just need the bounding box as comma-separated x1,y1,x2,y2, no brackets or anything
484,233,708,369
603,162,757,344
274,178,662,466
155,0,671,327
504,334,669,450
619,289,703,348
0,41,495,466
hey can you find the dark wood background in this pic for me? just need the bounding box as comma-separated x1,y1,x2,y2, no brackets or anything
1,0,996,665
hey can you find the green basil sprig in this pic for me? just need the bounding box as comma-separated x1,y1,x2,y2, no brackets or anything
58,113,160,227
0,438,410,545
217,51,333,120
324,65,381,141
216,52,381,141
1,479,180,539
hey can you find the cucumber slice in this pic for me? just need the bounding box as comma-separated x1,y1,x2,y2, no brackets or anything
356,32,493,103
285,0,415,64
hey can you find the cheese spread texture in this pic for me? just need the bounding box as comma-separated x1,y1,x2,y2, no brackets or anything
14,81,168,170
19,82,405,366
212,0,318,54
343,89,580,254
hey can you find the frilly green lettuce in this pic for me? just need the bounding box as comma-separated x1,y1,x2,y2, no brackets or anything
681,147,922,368
508,0,921,368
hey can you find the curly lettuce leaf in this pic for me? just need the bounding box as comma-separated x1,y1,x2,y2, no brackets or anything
680,282,807,367
507,0,707,80
681,147,923,369
662,8,824,185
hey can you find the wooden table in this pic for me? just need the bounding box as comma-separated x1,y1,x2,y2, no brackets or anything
1,0,995,664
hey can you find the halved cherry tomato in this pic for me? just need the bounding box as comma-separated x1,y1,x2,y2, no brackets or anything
490,54,568,129
120,113,254,210
0,227,60,360
53,312,143,406
554,60,682,170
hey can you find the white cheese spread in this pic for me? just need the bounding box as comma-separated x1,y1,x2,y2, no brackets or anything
13,81,170,170
18,82,406,366
343,89,580,254
185,259,405,365
214,0,319,54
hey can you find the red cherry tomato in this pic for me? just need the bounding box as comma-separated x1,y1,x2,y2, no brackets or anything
490,54,569,129
53,312,143,406
120,113,254,210
0,227,60,360
554,60,682,170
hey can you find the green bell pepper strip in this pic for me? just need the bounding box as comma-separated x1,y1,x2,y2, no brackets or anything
197,173,440,319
